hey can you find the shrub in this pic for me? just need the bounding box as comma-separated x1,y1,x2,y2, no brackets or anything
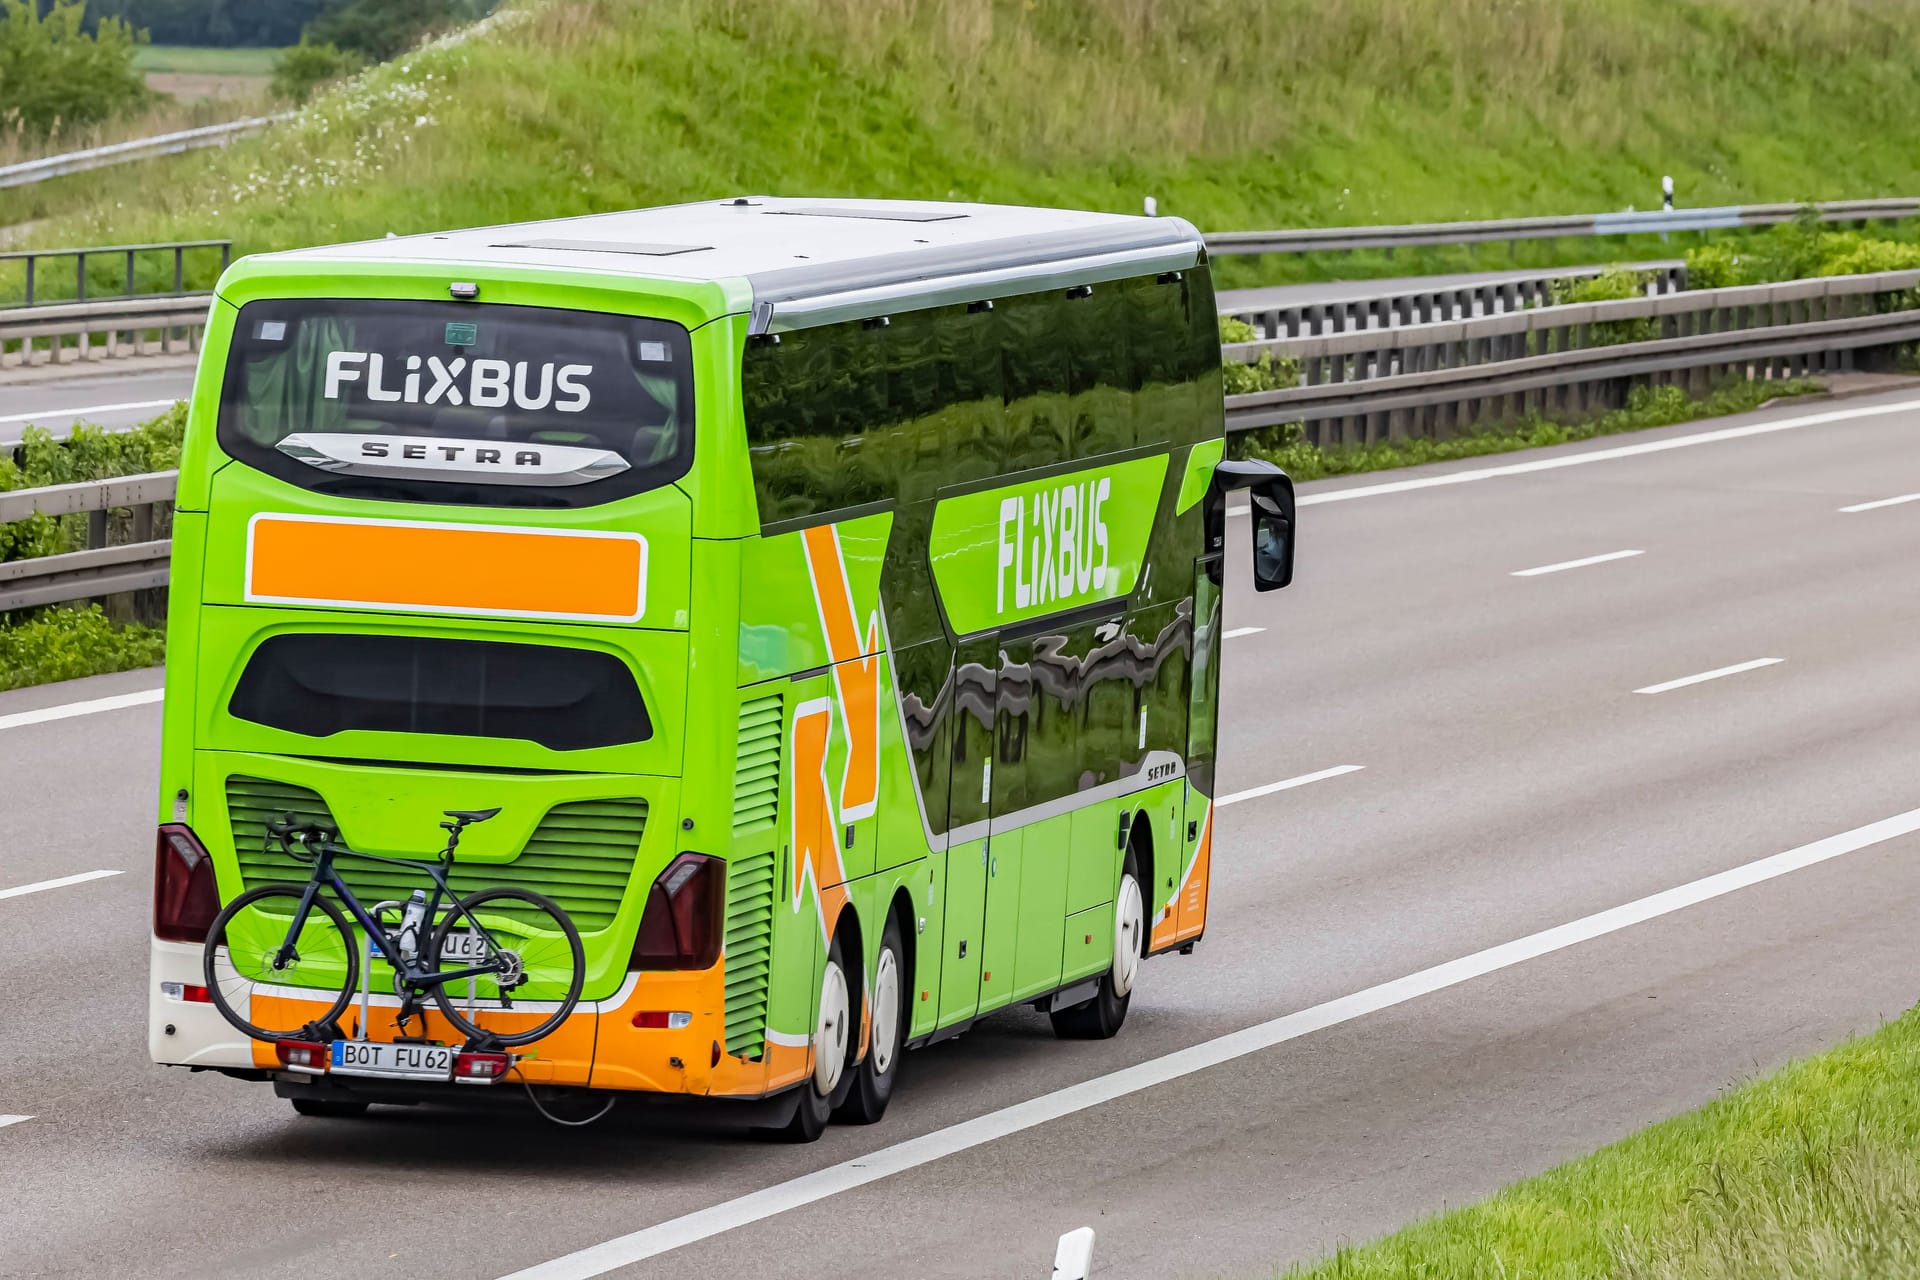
1550,266,1657,345
1685,243,1750,290
1218,314,1299,394
0,604,164,691
270,38,365,104
0,0,150,138
307,0,494,62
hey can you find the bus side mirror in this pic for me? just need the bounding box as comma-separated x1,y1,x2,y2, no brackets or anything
1248,478,1294,591
1209,459,1296,592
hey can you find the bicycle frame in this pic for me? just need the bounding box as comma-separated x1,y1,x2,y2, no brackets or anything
265,840,510,993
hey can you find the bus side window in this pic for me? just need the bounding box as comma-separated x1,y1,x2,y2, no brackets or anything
884,307,946,506
1129,272,1188,450
999,291,1070,475
939,301,1005,489
1067,279,1134,458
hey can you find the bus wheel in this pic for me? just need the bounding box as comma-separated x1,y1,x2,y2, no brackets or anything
290,1098,369,1119
835,913,905,1125
769,934,853,1143
1050,852,1141,1041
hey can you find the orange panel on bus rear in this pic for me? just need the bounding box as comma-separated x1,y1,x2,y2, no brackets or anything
246,514,647,622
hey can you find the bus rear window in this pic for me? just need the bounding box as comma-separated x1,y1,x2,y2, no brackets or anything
229,634,652,751
218,299,693,508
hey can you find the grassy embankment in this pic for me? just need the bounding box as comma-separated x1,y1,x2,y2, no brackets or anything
10,0,1920,280
1281,1006,1920,1279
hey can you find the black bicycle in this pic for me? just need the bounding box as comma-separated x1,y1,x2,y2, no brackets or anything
201,808,586,1048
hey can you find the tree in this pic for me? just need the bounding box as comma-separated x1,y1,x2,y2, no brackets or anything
306,0,489,63
0,0,150,138
269,36,361,104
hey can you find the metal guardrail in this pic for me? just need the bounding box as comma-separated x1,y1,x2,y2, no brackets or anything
0,117,289,191
1205,196,1920,257
1222,261,1688,340
0,295,212,368
1224,269,1920,445
0,240,230,308
5,272,1920,612
0,471,175,612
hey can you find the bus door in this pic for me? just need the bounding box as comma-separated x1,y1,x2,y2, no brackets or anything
937,635,997,1028
978,635,1032,1015
1178,555,1225,940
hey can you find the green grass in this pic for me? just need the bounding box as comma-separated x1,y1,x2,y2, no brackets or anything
1278,1004,1920,1279
13,0,1920,284
131,45,280,77
1234,380,1824,483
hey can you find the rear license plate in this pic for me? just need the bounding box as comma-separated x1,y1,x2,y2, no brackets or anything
440,931,488,964
330,1040,454,1080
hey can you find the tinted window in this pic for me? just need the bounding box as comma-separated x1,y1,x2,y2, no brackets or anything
742,268,1215,526
218,299,694,509
230,635,651,751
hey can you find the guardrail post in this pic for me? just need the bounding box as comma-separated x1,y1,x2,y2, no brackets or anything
75,251,85,304
23,252,33,306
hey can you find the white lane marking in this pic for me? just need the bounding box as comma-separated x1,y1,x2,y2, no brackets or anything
0,870,122,901
1634,658,1783,696
496,802,1920,1280
1222,396,1920,515
1511,549,1644,577
1217,765,1365,807
1222,626,1266,639
0,687,162,733
1839,493,1920,513
0,1116,31,1130
0,398,176,425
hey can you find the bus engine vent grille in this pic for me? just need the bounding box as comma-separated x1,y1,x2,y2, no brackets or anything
732,691,783,834
227,776,647,935
722,847,777,1059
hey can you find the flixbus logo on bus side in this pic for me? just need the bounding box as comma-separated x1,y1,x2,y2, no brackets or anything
996,474,1112,613
929,454,1169,634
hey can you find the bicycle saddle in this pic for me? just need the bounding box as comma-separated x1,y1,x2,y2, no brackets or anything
444,807,502,824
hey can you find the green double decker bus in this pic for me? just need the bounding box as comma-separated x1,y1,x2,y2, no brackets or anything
147,197,1296,1137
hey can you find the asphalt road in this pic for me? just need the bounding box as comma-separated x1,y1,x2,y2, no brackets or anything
7,386,1920,1279
0,364,196,446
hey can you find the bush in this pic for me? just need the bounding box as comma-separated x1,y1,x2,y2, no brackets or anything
270,38,364,104
1550,267,1658,345
0,402,185,563
0,604,164,691
1684,243,1749,290
0,0,150,138
307,0,494,62
1219,314,1299,394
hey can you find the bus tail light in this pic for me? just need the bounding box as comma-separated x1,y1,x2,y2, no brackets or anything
629,853,722,971
453,1051,511,1084
275,1040,328,1073
154,824,219,944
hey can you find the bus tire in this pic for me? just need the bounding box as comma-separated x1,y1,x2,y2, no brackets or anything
835,912,905,1125
1049,852,1141,1041
766,932,854,1143
289,1098,368,1119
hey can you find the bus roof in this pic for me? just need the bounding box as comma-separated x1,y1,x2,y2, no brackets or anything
252,197,1207,332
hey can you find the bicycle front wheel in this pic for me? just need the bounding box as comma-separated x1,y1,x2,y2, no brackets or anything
204,885,358,1042
429,888,585,1047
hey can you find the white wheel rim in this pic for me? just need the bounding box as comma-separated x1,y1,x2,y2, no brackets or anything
1112,874,1143,998
871,946,901,1076
813,960,850,1096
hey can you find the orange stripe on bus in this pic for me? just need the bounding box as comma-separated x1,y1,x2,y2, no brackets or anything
801,525,880,817
248,516,644,620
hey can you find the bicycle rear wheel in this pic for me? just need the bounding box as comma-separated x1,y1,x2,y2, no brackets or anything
429,888,585,1047
204,885,358,1042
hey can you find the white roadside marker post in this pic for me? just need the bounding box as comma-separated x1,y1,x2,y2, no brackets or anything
1051,1227,1095,1279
